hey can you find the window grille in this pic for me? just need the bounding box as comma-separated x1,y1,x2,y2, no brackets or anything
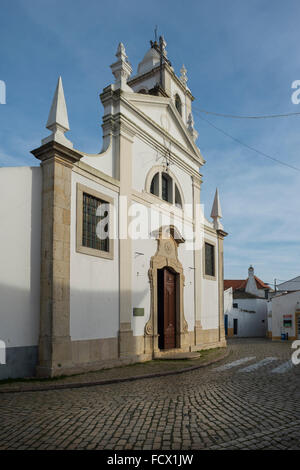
205,242,215,277
82,193,109,252
162,174,169,202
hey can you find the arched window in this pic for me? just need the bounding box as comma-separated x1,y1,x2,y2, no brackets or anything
161,172,172,203
175,184,182,208
150,172,159,196
175,94,182,116
149,170,183,208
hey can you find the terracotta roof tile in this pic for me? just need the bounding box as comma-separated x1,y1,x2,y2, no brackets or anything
254,276,269,289
224,279,247,291
224,277,269,291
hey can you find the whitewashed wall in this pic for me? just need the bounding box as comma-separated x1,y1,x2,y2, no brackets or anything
0,167,41,348
224,288,233,315
271,291,300,339
0,167,41,378
227,298,267,337
81,147,115,179
131,238,156,337
201,231,219,330
267,301,272,334
70,172,119,341
178,242,195,331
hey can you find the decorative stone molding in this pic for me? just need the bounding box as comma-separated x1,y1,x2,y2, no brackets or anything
217,229,228,344
179,64,188,88
145,226,190,354
187,113,198,142
110,43,133,92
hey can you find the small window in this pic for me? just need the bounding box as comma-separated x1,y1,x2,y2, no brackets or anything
150,173,159,197
148,170,183,208
175,94,182,116
205,242,215,277
175,184,182,208
76,183,113,259
138,88,148,94
162,172,172,203
233,303,238,308
83,193,109,252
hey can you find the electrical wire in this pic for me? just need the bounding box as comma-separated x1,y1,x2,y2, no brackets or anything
193,110,300,173
193,107,300,120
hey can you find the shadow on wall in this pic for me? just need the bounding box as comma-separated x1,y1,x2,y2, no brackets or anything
0,283,39,380
0,167,42,379
0,166,149,379
0,281,150,380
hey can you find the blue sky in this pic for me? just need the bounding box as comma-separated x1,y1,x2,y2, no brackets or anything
1,0,300,284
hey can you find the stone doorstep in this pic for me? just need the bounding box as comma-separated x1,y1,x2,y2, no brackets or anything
0,349,229,394
153,351,201,360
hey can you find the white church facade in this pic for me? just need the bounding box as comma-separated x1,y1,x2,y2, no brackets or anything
0,38,227,379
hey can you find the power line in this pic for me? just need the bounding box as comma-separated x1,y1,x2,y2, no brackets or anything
193,107,300,120
193,110,300,173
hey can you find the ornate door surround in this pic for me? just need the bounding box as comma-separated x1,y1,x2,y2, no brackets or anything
144,226,190,355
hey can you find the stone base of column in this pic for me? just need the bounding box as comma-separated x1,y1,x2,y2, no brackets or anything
36,336,73,378
119,323,135,359
144,334,159,356
179,331,190,350
194,321,203,345
219,326,226,342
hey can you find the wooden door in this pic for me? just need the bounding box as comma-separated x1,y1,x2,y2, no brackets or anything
163,269,176,349
157,268,177,350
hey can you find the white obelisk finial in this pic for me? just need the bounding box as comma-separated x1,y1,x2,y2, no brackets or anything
210,188,223,230
42,76,73,148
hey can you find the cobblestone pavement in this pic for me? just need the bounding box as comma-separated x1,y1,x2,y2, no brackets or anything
0,347,226,393
0,339,299,450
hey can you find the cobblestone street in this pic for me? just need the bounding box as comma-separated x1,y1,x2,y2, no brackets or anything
0,339,299,450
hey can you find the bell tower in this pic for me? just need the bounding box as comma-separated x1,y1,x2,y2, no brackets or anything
127,35,197,137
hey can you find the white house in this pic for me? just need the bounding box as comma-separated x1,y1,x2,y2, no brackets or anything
0,37,227,379
224,266,270,337
268,276,300,341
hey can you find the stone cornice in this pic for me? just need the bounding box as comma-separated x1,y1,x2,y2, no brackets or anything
112,115,136,142
131,189,194,226
217,229,228,239
192,174,203,188
31,141,82,166
74,161,120,191
204,224,218,236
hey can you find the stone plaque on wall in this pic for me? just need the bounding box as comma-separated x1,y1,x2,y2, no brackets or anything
133,308,144,317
